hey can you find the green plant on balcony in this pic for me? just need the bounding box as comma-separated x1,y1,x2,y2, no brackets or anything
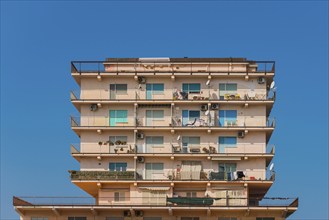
68,170,135,180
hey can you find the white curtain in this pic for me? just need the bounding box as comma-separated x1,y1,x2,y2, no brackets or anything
181,161,201,180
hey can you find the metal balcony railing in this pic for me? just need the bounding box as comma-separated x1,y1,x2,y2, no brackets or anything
71,61,275,74
69,170,274,182
71,143,274,155
70,89,276,101
70,116,276,128
14,196,297,208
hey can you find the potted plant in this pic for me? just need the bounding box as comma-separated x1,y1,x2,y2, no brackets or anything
202,147,209,153
209,146,216,154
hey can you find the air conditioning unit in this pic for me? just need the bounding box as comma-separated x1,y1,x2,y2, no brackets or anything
238,130,245,138
211,103,219,110
138,76,146,84
90,104,98,111
257,77,266,84
201,104,208,111
137,133,144,139
135,210,144,217
123,210,131,217
137,156,145,163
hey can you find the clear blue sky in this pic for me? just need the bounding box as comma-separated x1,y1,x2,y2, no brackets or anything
1,1,328,219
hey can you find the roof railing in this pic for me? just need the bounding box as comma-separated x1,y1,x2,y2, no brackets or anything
70,61,275,74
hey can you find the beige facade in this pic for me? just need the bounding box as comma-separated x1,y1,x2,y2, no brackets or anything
14,58,297,220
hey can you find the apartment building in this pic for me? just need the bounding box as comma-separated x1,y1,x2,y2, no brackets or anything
14,57,298,220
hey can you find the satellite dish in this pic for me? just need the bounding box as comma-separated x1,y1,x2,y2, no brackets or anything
177,135,181,141
270,81,275,89
269,163,274,171
205,110,210,116
206,80,210,86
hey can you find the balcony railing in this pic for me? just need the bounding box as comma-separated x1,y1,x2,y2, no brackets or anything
69,170,274,182
14,196,297,208
70,89,276,101
71,143,274,155
69,170,138,180
70,116,276,128
71,61,275,74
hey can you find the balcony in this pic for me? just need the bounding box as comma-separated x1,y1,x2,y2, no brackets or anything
13,196,297,208
69,169,274,182
70,89,275,102
72,143,274,155
69,170,137,180
70,116,276,128
71,60,275,75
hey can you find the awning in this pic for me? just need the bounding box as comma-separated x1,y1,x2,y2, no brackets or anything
139,187,170,191
211,157,241,161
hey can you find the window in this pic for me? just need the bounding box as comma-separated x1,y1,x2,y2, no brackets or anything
182,136,200,153
146,83,164,99
109,136,127,145
219,163,237,172
31,218,48,220
182,110,200,126
146,110,164,120
186,192,197,197
218,163,237,180
109,110,128,126
146,136,164,146
219,83,237,99
145,136,164,153
146,110,164,126
218,137,237,153
146,84,164,94
219,110,237,126
68,218,87,220
109,162,127,171
145,163,164,179
110,84,128,99
182,83,201,94
114,191,125,202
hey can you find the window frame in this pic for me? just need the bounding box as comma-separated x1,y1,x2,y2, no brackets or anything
146,83,164,95
182,83,201,94
110,84,128,94
146,110,164,121
146,136,164,148
109,162,128,171
114,191,126,202
110,110,128,124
